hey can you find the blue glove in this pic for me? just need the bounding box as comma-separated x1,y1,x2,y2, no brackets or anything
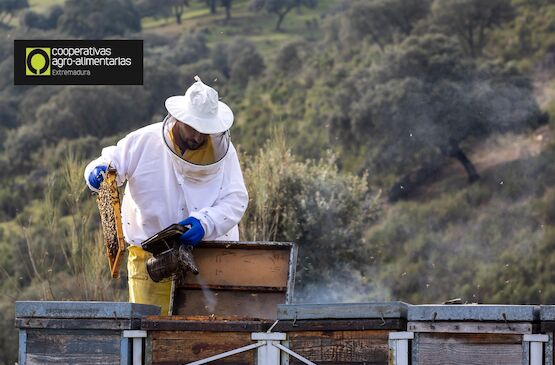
88,165,107,191
178,216,205,247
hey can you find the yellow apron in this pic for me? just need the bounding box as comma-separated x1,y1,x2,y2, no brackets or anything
127,131,215,314
127,246,172,315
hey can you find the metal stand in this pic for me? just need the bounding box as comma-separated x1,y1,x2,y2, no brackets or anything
389,332,414,365
524,334,549,365
123,330,147,365
185,332,317,365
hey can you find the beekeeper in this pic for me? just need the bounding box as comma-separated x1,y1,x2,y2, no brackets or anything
83,76,248,315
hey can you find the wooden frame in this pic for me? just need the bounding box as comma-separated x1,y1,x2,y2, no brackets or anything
96,168,126,278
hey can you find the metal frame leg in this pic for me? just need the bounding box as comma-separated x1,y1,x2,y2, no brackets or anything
389,332,414,365
524,334,549,365
185,332,320,365
124,330,147,365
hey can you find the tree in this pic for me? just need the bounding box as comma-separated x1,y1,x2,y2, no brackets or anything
134,0,188,24
20,5,63,30
167,0,188,24
250,0,317,31
0,0,28,25
213,38,265,86
134,0,169,18
275,42,302,74
345,0,431,50
58,0,141,38
172,31,210,65
221,0,233,19
431,0,515,58
330,34,542,198
206,0,217,14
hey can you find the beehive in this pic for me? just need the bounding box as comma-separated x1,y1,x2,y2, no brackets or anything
16,301,159,365
144,241,297,364
275,302,409,365
408,304,541,365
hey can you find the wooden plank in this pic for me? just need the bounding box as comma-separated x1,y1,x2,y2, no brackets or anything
415,333,524,365
19,329,26,365
197,241,294,249
142,316,270,332
286,244,298,304
281,340,291,365
274,319,406,332
145,335,153,365
287,330,390,365
278,302,408,320
522,339,529,365
408,321,532,334
408,304,538,322
26,353,120,365
417,333,522,344
541,321,555,332
174,289,284,320
16,318,140,330
179,247,290,288
150,331,254,364
178,284,286,292
120,336,129,365
15,301,160,319
26,329,121,354
546,332,553,365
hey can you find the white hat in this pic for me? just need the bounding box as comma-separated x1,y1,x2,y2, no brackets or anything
164,76,234,134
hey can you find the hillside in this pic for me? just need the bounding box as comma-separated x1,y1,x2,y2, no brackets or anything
1,0,555,363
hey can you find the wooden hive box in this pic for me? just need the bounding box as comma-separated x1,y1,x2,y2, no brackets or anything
16,301,159,365
408,304,542,365
173,241,297,319
274,302,409,365
145,241,297,365
142,315,272,365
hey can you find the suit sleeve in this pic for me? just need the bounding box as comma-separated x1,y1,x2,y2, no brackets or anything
83,132,140,190
189,145,249,240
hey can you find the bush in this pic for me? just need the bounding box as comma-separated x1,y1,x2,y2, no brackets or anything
213,38,265,87
240,130,382,301
173,31,210,65
274,42,303,74
58,0,141,38
20,5,63,30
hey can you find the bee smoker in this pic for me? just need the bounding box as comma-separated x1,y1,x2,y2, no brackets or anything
141,224,199,282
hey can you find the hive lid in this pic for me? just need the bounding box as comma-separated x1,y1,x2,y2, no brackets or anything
408,304,539,322
539,305,555,321
15,301,160,319
277,302,409,320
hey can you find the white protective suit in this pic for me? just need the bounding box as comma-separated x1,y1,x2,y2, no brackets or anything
84,117,248,245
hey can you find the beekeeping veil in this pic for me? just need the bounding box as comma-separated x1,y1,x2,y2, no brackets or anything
162,76,233,182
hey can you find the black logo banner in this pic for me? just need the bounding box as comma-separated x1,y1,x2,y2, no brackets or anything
14,40,143,85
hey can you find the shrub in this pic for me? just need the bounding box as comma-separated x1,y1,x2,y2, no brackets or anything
240,130,382,301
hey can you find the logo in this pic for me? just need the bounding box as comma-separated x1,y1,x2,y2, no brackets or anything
15,40,143,85
25,47,51,76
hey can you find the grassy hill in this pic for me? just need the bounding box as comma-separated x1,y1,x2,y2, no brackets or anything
2,0,555,363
